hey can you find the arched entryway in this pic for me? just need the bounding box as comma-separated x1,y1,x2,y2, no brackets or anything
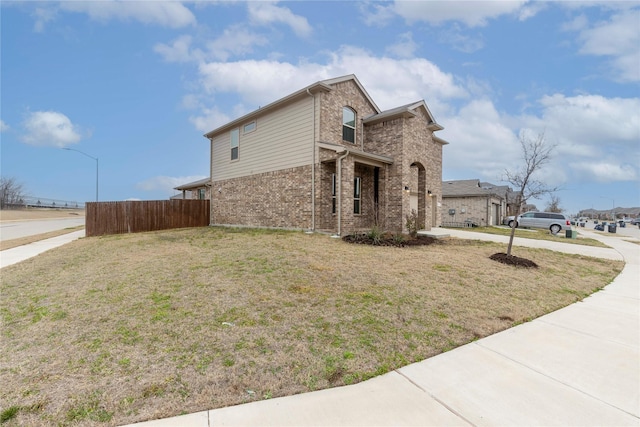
409,162,427,230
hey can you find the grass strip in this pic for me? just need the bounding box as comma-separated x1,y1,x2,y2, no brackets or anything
0,226,84,251
456,226,609,247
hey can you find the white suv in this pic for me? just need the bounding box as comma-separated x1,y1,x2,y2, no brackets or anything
507,211,571,235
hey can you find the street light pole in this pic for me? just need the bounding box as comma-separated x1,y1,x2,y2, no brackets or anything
62,148,99,202
600,196,614,220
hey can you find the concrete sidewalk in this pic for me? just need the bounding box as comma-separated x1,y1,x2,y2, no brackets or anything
0,230,85,269
126,228,639,427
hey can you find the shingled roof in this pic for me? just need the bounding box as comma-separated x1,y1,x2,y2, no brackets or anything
442,179,506,198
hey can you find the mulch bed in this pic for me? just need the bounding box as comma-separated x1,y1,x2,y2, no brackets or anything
342,234,538,268
489,252,539,268
342,233,438,247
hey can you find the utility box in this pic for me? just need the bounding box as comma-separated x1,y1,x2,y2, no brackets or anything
565,230,577,239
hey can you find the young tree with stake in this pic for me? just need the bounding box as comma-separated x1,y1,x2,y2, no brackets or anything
504,132,558,257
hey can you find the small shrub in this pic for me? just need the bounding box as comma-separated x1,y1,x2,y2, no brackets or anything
392,234,405,245
405,210,418,237
367,226,384,245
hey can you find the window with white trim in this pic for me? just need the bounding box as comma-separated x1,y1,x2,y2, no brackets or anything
354,176,361,214
243,121,256,134
342,107,356,143
331,173,337,214
230,128,239,160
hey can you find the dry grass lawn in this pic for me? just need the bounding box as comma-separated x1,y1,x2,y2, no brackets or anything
0,227,623,426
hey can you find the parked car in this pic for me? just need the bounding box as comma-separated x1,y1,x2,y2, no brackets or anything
631,218,640,225
506,211,571,235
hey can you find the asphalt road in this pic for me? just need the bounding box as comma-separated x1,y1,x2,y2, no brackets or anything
0,218,85,241
580,220,640,239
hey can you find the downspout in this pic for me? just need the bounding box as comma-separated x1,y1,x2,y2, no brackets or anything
486,195,490,227
336,149,349,236
306,89,316,232
208,138,214,226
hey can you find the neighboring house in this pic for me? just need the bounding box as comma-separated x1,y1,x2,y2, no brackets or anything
203,74,449,235
504,187,534,216
173,177,211,200
441,179,507,227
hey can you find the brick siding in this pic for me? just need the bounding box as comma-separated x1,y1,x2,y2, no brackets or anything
211,166,313,229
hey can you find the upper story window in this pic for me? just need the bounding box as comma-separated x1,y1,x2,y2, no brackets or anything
230,128,239,160
342,107,356,144
243,121,256,134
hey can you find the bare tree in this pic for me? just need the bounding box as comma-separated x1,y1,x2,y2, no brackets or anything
504,132,558,256
0,176,26,209
545,195,563,213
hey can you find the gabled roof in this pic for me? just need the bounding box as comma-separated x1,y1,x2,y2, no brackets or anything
480,182,510,196
320,74,381,113
174,177,211,190
363,100,445,133
204,74,379,139
442,179,504,199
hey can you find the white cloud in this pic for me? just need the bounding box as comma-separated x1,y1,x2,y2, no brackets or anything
570,161,637,182
206,25,270,61
32,6,57,32
196,46,467,113
440,89,640,188
136,175,207,193
359,2,397,27
440,99,520,180
561,14,589,32
155,28,272,64
385,32,419,58
59,0,196,28
189,106,233,133
21,111,82,147
574,10,640,82
534,93,640,152
154,35,201,63
247,1,312,37
0,120,9,132
392,0,532,27
437,24,485,53
512,93,640,185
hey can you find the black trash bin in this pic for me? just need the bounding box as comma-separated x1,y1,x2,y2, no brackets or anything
608,224,617,233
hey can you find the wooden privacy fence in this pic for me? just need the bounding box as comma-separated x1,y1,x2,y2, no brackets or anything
86,200,210,237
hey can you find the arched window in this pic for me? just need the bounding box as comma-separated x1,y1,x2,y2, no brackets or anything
342,107,356,143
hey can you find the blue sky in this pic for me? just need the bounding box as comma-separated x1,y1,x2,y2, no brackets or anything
1,1,639,215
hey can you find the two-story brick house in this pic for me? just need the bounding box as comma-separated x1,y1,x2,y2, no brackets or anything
204,74,449,235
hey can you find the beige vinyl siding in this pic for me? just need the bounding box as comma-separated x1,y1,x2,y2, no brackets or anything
211,97,314,181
